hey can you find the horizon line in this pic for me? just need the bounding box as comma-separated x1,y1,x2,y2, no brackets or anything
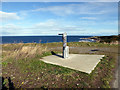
1,35,118,37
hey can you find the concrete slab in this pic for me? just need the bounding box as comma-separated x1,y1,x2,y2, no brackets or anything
40,54,104,74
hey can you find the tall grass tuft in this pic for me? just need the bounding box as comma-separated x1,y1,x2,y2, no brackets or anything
2,43,47,60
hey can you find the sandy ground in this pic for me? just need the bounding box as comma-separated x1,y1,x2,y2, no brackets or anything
49,46,118,88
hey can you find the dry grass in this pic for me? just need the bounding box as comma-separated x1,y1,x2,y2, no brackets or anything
2,43,47,60
2,42,117,88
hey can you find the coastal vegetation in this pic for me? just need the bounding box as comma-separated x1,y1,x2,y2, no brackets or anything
90,35,119,44
1,42,118,88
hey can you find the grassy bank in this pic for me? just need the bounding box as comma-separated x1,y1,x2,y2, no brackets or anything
1,42,118,88
43,42,118,49
90,35,119,44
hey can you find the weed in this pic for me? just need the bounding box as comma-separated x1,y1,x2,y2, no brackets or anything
2,42,117,88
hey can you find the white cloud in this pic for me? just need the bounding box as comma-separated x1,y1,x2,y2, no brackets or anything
2,23,117,36
30,3,117,16
35,19,58,27
96,0,119,2
97,29,118,35
31,5,74,16
80,17,97,20
1,20,86,36
1,0,119,2
1,18,117,36
0,11,20,22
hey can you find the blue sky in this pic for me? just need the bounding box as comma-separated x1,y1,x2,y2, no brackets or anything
0,2,118,36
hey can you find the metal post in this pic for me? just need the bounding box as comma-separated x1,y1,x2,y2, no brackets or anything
58,32,69,59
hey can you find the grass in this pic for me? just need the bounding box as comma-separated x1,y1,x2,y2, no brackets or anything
2,43,47,61
88,56,116,88
43,42,118,47
1,42,118,88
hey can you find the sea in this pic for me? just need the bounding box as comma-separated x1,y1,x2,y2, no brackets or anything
2,36,95,44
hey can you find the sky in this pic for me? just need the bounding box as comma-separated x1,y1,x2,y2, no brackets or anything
0,2,118,36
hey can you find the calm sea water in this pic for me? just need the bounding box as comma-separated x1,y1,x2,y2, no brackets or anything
2,36,94,44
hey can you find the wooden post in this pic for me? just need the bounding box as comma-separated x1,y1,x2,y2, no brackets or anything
58,32,69,59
